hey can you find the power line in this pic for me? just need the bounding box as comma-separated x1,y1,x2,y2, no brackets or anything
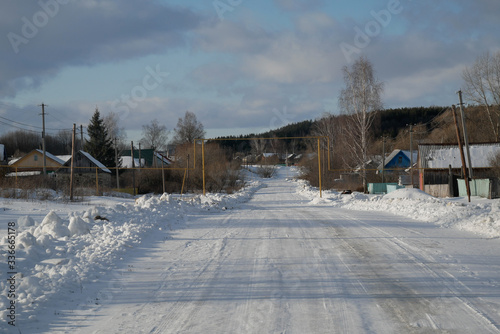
0,119,41,134
0,113,72,133
0,115,44,130
0,102,75,132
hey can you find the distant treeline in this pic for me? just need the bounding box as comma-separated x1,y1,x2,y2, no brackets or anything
0,129,79,157
210,120,314,153
374,106,447,138
212,106,448,153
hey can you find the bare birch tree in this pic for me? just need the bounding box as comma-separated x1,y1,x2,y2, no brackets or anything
462,51,500,140
312,113,336,174
339,56,383,192
171,111,206,145
140,119,169,151
313,113,335,150
104,111,127,150
250,138,267,161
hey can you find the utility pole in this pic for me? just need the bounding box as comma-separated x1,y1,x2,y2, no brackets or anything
410,124,414,187
458,90,473,179
452,105,471,202
39,103,47,175
131,141,136,196
161,153,166,194
70,124,76,201
138,142,142,171
114,138,120,190
382,136,386,183
80,125,84,151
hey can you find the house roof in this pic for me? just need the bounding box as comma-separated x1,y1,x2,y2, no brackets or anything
378,150,417,170
418,143,500,169
80,151,111,173
120,156,145,168
62,150,111,173
154,152,172,165
36,149,66,165
9,149,65,166
121,149,172,166
56,155,72,163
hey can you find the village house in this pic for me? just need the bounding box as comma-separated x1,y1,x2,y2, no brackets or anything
8,149,65,173
418,143,500,198
120,148,172,168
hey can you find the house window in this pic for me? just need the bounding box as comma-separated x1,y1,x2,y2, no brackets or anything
398,156,403,164
34,155,38,161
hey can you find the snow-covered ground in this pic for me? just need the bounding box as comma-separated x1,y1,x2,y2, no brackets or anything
1,167,500,333
296,178,500,239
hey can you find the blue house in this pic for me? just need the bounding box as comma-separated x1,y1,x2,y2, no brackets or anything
378,149,417,172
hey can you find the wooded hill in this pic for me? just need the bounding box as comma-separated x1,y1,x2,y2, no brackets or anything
213,105,470,153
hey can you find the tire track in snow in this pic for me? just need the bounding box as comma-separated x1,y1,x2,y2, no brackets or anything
147,217,239,334
335,210,500,333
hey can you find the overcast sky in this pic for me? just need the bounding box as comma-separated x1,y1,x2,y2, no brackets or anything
1,0,499,142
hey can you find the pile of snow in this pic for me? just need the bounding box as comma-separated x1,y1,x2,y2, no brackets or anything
383,188,435,200
295,180,500,239
0,180,263,327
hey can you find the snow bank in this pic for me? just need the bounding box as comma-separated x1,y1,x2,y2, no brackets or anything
295,179,500,239
383,188,435,200
0,180,262,327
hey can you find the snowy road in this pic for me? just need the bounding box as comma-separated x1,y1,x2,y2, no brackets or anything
22,170,500,333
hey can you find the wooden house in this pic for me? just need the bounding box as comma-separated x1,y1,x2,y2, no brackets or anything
121,149,172,167
418,143,500,197
378,150,417,172
9,149,65,172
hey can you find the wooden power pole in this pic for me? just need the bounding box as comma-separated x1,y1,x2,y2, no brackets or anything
452,105,471,202
131,141,136,196
39,103,47,175
70,124,76,201
114,138,120,190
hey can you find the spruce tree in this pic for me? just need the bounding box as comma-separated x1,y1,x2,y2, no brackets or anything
84,108,116,168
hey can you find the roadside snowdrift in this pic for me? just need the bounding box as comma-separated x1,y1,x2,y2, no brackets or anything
295,179,500,239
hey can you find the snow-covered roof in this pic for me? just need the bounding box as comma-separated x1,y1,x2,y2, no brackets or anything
120,156,145,168
35,149,66,165
154,152,172,165
378,150,417,170
419,143,500,169
79,151,111,173
8,157,20,165
57,155,72,163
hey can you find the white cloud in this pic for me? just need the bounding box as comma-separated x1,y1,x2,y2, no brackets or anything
0,1,202,98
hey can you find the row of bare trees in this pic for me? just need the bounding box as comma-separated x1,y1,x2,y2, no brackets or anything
139,111,206,151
